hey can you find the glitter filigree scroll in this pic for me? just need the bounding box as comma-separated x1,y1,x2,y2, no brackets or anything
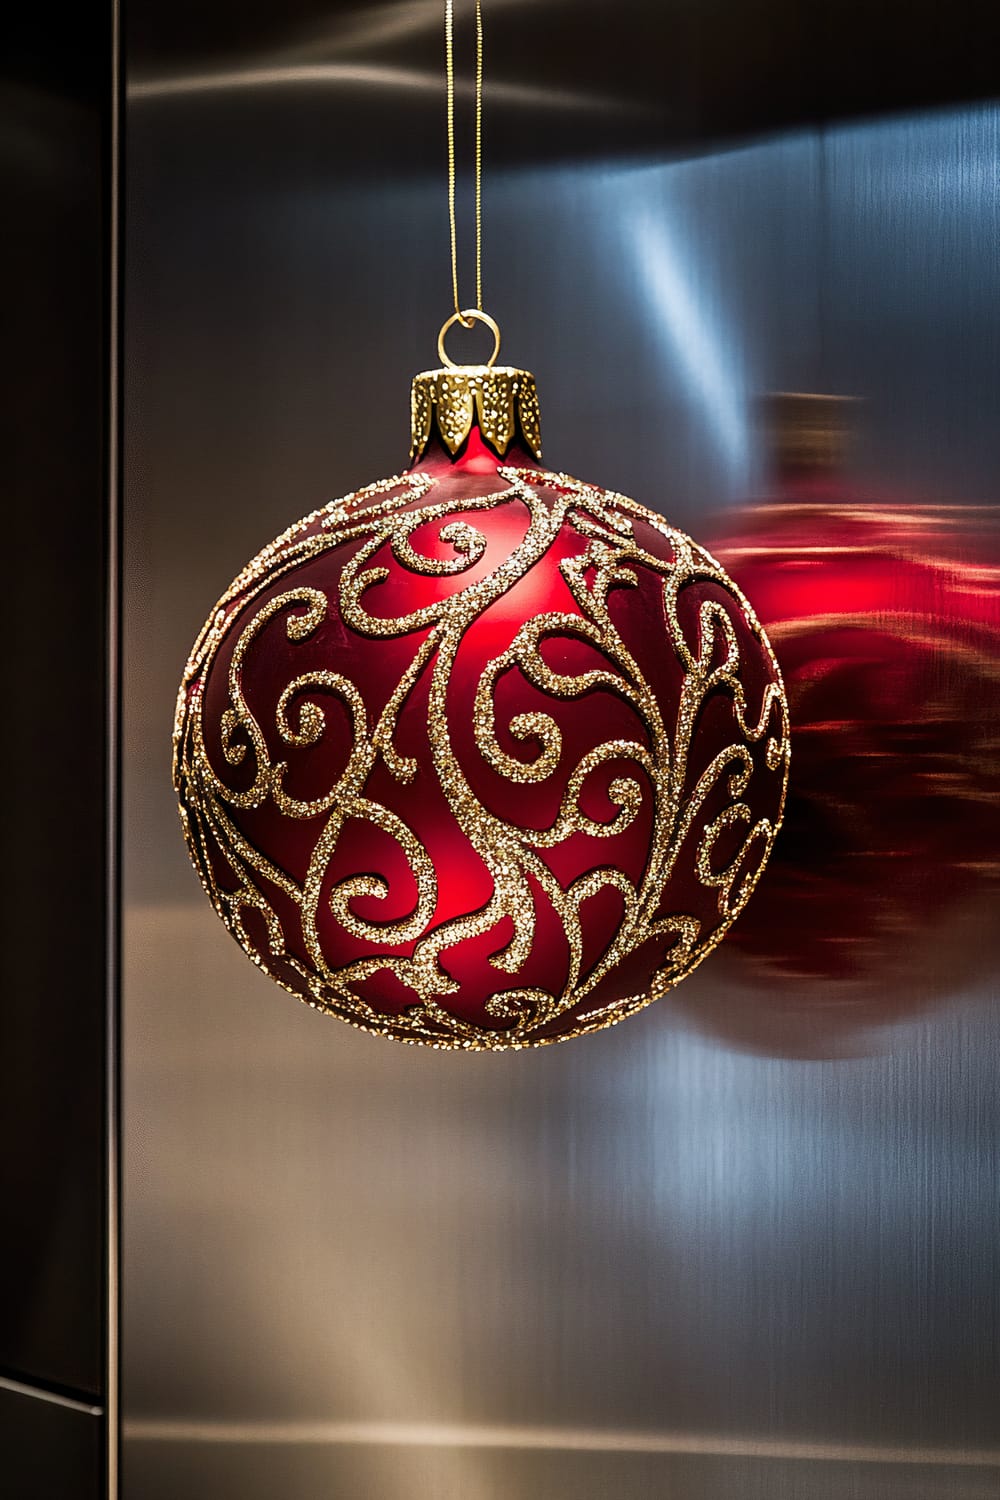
173,468,789,1049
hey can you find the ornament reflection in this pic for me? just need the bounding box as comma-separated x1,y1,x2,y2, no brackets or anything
694,399,1000,1056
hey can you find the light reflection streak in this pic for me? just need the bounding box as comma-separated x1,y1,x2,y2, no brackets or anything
627,206,749,481
128,63,650,117
270,0,541,62
123,1417,1000,1467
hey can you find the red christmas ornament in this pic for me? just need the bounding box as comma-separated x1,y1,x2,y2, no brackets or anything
715,501,1000,968
702,397,1000,1047
173,332,789,1047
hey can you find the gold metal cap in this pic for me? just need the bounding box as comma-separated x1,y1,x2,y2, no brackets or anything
410,365,542,465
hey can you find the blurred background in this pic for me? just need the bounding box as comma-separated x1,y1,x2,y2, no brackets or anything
121,2,999,1497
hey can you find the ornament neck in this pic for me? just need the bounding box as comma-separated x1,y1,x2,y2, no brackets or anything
410,422,541,476
761,391,856,488
409,365,542,470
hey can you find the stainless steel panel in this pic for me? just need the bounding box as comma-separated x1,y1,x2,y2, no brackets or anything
124,1443,1000,1500
124,81,1000,1500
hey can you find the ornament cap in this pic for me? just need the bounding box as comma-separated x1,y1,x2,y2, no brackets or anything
410,365,542,465
760,391,859,477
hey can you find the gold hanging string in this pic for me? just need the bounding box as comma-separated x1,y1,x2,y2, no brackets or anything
474,0,483,312
445,0,484,325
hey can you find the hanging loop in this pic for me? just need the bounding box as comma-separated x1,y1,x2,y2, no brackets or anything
437,308,501,369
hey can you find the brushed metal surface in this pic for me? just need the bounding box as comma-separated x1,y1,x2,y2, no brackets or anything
124,86,1000,1499
124,1447,1000,1500
124,0,1000,163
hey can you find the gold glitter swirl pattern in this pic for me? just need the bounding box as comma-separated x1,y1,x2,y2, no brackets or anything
174,467,790,1049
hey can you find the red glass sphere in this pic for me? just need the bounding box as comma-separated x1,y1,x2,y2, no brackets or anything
174,377,788,1048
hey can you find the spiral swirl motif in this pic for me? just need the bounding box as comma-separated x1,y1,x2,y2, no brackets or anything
173,466,789,1048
